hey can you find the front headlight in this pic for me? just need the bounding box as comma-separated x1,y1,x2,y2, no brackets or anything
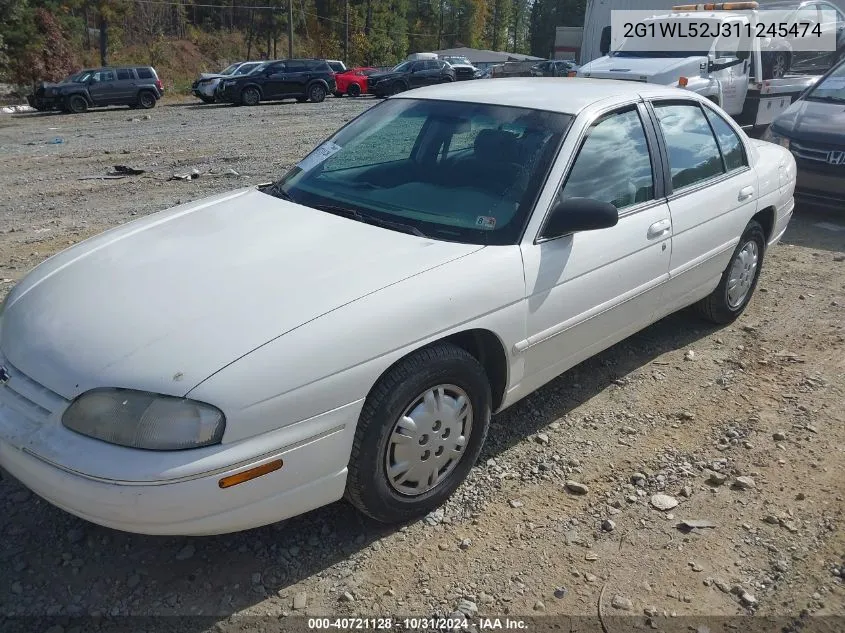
222,80,236,88
62,388,226,450
761,126,790,150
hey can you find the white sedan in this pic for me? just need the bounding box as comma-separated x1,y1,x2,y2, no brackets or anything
0,79,795,535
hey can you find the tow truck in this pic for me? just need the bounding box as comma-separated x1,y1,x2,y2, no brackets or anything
576,1,823,131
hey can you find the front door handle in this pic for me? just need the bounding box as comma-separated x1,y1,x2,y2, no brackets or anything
738,186,754,201
647,219,671,239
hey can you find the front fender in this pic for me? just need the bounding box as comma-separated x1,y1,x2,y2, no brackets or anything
187,246,527,444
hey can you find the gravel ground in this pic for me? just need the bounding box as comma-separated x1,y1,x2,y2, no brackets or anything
0,97,844,632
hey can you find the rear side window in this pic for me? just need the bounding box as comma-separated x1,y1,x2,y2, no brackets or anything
117,69,132,80
135,68,153,79
558,107,655,210
703,107,748,172
654,103,724,190
287,61,307,72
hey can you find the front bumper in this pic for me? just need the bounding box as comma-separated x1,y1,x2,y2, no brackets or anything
795,166,845,210
193,81,218,99
26,94,60,110
0,396,361,535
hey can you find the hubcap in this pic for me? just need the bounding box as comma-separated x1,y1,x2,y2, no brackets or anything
727,240,759,309
384,384,473,496
773,55,786,77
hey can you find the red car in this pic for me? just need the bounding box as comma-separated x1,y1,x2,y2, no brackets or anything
333,67,377,97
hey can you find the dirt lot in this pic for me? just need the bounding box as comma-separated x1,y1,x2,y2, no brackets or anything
0,97,844,633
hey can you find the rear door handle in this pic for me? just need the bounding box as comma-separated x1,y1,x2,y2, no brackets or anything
647,219,671,239
738,186,754,201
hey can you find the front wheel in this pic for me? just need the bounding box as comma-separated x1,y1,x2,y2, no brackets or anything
199,95,215,104
695,220,766,324
66,94,88,114
308,83,327,103
241,87,260,106
345,343,492,523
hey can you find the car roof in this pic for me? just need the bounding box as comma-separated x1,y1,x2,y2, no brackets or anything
399,78,694,115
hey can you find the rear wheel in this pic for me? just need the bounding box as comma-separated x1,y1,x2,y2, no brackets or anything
241,87,260,106
695,220,766,324
347,83,361,97
66,94,88,114
763,51,789,79
345,343,492,523
308,83,327,103
137,90,156,109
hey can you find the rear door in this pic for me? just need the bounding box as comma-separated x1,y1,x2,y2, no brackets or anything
283,60,310,96
86,69,117,105
648,99,757,316
114,68,136,103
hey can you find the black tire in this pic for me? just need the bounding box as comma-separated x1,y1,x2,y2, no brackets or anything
137,90,156,109
763,51,789,79
695,220,766,324
241,87,260,106
66,94,88,114
333,91,343,98
347,83,361,97
345,343,492,523
308,82,327,103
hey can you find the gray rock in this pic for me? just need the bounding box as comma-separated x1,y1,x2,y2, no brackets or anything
175,544,195,561
535,433,550,445
714,579,732,593
774,559,790,573
733,476,756,490
602,519,616,532
508,499,524,508
533,599,545,611
740,591,757,606
611,594,633,610
554,587,567,599
707,471,728,486
565,480,589,495
457,599,478,617
680,485,693,498
773,431,787,441
631,472,647,485
650,494,679,511
684,350,696,361
340,591,355,603
459,538,472,550
293,591,308,610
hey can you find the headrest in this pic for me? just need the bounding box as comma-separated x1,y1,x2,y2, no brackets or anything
474,129,518,160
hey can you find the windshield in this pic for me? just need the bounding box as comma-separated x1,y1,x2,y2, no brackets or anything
61,71,89,83
611,18,716,58
806,62,845,103
444,57,471,65
392,61,414,73
234,62,260,76
220,63,240,75
264,98,572,245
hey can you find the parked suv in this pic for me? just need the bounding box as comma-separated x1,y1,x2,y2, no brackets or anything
192,61,263,103
218,59,336,105
28,66,164,114
368,59,455,97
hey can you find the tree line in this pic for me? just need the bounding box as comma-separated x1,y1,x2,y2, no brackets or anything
0,0,587,86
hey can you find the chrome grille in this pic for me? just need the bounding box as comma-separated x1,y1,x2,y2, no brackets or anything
791,140,844,163
0,353,68,425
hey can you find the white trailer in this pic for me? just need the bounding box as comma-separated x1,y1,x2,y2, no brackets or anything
577,1,822,129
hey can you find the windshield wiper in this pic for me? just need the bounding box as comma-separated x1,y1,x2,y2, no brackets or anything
809,95,845,104
312,203,427,238
264,182,297,202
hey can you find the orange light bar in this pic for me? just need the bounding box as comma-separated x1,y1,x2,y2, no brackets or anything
218,459,283,489
678,76,689,87
673,1,758,10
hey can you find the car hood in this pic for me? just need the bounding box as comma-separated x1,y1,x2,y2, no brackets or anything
772,98,845,145
368,71,401,82
578,55,705,83
0,188,481,400
197,73,228,80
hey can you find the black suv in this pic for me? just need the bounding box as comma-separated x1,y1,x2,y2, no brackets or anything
368,59,455,97
28,66,164,114
218,59,336,105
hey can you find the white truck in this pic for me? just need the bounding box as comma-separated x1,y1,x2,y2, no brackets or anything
577,1,822,129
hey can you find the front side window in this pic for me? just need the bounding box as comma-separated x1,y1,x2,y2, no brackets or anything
654,103,724,190
267,99,572,245
703,107,748,171
558,108,655,210
234,63,260,76
91,70,115,83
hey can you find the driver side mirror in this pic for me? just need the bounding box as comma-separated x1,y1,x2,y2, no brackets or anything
540,198,618,240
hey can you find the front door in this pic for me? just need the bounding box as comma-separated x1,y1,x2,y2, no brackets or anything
649,99,758,316
520,104,672,386
261,62,289,99
86,69,117,106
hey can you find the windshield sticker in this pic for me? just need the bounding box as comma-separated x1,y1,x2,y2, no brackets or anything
475,216,497,230
819,77,845,91
296,141,342,172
